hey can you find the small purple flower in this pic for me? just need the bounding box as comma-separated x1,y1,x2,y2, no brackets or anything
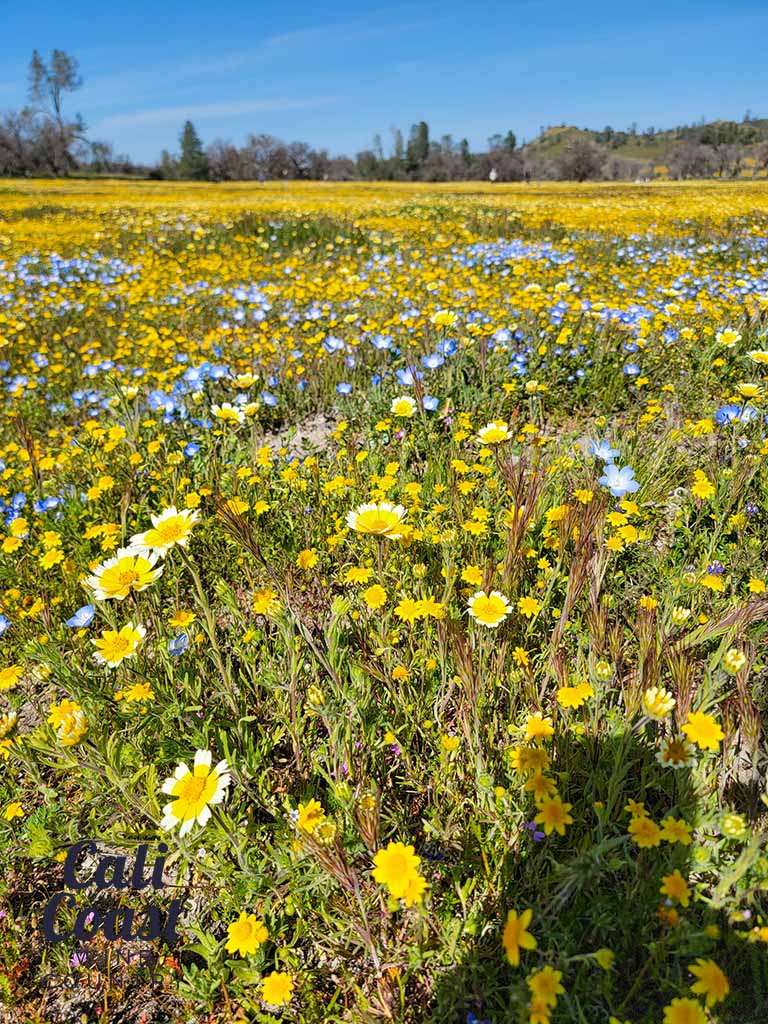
524,820,545,842
70,951,88,968
707,561,725,576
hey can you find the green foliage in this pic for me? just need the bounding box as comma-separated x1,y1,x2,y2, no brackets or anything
1,185,767,1022
178,120,209,181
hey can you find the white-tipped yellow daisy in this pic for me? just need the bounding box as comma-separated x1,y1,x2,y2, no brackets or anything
160,749,231,836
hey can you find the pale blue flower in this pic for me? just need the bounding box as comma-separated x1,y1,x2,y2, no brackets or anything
598,464,640,497
66,605,96,628
590,439,620,462
168,633,189,656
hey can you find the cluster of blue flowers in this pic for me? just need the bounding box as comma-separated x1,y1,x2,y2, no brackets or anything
457,239,575,272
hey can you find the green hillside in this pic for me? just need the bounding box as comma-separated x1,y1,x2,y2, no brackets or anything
523,119,768,176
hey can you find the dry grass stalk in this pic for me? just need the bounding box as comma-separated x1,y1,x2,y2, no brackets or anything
497,450,546,590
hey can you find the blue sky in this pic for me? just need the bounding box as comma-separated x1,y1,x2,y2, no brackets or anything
2,1,767,163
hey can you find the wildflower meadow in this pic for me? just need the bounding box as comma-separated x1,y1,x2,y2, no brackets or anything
1,178,768,1023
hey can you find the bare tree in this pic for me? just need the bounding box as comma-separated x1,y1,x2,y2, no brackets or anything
285,141,314,178
604,156,624,180
27,49,85,173
326,155,356,180
308,147,331,179
477,145,525,181
206,140,244,181
668,143,715,179
0,109,36,175
89,140,114,173
241,133,284,178
713,143,743,178
556,140,606,181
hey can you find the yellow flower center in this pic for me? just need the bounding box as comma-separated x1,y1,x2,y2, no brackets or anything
177,774,207,802
155,519,185,542
665,741,687,762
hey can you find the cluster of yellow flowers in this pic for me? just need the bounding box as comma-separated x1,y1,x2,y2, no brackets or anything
2,178,768,1021
372,841,428,907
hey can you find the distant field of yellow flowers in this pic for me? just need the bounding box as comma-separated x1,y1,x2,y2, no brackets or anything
1,178,768,1023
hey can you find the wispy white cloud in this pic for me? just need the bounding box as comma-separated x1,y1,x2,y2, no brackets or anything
79,13,411,111
92,95,335,132
80,52,255,105
256,18,398,56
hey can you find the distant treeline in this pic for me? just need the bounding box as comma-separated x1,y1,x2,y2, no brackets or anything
2,50,768,182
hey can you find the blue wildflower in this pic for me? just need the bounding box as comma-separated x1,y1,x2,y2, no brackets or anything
168,633,189,657
598,464,640,497
714,404,741,425
66,605,96,628
590,439,620,462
